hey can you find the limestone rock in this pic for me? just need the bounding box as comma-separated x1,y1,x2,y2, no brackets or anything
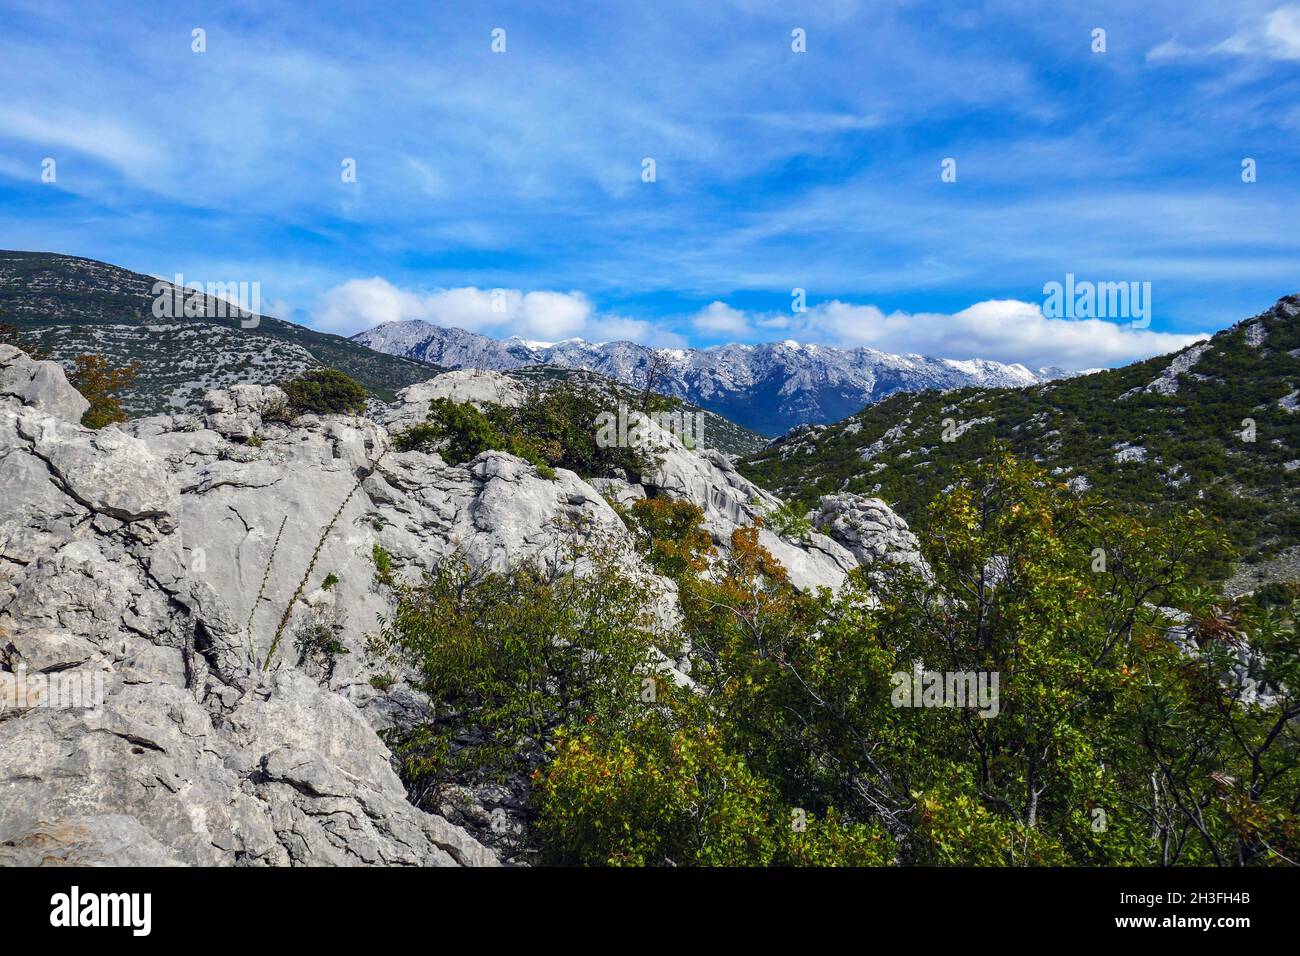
810,493,928,574
0,358,927,867
0,344,89,423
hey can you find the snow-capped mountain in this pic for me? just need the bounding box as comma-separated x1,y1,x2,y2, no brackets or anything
353,321,1068,435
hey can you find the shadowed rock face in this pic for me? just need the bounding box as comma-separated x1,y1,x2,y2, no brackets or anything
0,354,923,866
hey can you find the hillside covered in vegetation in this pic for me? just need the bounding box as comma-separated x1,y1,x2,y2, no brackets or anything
0,250,442,409
741,296,1300,590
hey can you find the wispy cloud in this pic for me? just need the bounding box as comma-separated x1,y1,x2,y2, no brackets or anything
1148,4,1300,62
0,0,1295,355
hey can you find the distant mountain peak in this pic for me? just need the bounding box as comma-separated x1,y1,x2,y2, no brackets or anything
352,320,1069,435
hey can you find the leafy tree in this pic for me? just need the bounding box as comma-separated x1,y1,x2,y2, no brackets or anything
69,353,141,428
616,497,716,578
396,397,507,465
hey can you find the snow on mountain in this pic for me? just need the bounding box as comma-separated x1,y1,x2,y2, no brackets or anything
352,321,1069,436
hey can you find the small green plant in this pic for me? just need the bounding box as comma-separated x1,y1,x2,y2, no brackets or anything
321,572,339,591
766,501,813,541
295,618,350,675
372,543,395,586
369,673,396,693
247,434,264,448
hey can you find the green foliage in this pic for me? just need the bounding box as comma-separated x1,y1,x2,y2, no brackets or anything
321,572,339,591
371,543,394,587
380,451,1300,866
616,497,716,578
295,619,349,665
394,380,658,481
279,368,368,416
537,718,788,867
765,500,813,540
69,353,141,428
378,539,671,798
536,710,894,866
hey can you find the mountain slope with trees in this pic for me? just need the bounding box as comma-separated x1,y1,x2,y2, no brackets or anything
0,250,443,410
740,295,1300,589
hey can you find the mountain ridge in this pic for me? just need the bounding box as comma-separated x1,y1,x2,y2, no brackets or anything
353,319,1073,436
0,250,444,409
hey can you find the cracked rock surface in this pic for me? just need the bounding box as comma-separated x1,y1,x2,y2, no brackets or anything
0,352,924,866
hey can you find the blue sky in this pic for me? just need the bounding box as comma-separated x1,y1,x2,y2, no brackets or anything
1,0,1298,369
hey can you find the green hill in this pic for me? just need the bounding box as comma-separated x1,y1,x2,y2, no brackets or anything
739,295,1300,591
0,250,443,412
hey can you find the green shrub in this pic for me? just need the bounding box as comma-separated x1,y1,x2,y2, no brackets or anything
395,398,504,464
536,721,786,866
372,544,394,586
393,381,658,481
765,501,813,540
378,542,668,794
280,368,367,416
617,497,715,578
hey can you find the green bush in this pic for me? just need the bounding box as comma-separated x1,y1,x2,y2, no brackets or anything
280,368,367,416
616,497,715,578
765,501,813,540
377,452,1300,867
378,541,670,793
393,381,657,481
395,398,506,465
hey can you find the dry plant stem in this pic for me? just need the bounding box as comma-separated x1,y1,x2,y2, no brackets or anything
262,448,389,672
246,516,288,662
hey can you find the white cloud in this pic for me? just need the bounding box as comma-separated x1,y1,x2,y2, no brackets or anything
692,301,752,335
726,298,1209,370
1265,5,1300,58
313,278,432,332
322,280,1209,369
0,107,160,172
313,278,689,344
1148,5,1300,62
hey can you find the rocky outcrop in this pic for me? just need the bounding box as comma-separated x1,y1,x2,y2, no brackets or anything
0,348,502,866
388,370,866,590
0,351,926,866
809,494,927,576
380,369,527,434
0,344,89,422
